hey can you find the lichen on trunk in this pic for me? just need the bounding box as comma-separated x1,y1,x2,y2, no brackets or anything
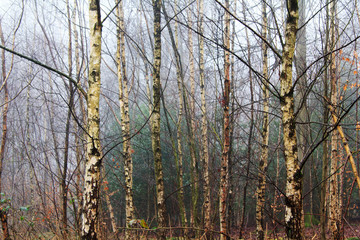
151,1,167,239
280,0,304,239
219,0,231,239
256,2,269,239
81,0,102,239
115,1,134,238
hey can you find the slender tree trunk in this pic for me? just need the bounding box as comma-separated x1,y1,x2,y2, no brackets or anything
328,1,342,239
161,93,184,228
25,69,37,211
227,0,236,233
320,2,330,238
294,0,307,230
140,31,153,224
174,9,188,232
177,2,199,230
61,1,74,237
240,0,254,237
0,21,10,240
219,0,230,239
295,0,308,163
47,71,62,231
256,2,269,239
73,0,85,235
116,1,134,238
280,0,303,239
320,128,329,240
329,119,341,240
198,0,211,236
273,122,282,231
162,2,188,229
187,0,198,231
151,1,166,239
81,0,102,239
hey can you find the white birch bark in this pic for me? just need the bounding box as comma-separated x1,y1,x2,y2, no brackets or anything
151,1,166,239
81,0,102,238
256,2,269,239
328,2,342,237
198,0,211,236
219,0,230,239
280,0,304,239
115,1,134,238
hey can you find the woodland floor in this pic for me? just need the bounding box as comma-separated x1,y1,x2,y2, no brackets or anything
232,223,360,240
113,223,360,239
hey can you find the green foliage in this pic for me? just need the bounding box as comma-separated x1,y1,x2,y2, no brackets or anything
304,213,320,227
0,198,10,204
0,195,12,213
19,206,30,211
346,238,360,240
128,219,150,229
139,219,149,229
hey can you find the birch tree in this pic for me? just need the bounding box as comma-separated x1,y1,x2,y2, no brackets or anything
174,4,187,229
115,1,134,237
61,0,75,236
256,2,269,239
151,1,167,239
0,21,10,240
280,0,304,239
162,2,188,230
81,0,102,238
320,1,330,239
219,0,231,239
295,0,308,163
72,0,86,234
198,0,211,236
240,0,254,237
328,1,342,238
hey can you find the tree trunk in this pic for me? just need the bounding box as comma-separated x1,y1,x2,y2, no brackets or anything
181,2,199,230
240,0,254,238
174,5,188,230
187,0,197,231
219,0,230,239
295,0,308,163
151,1,166,239
116,1,134,238
61,1,74,237
227,0,236,233
294,0,309,229
73,0,85,235
198,0,211,237
162,2,188,230
328,1,342,239
81,0,102,239
273,122,282,231
256,2,269,239
0,21,10,240
294,0,307,231
320,1,330,239
280,0,303,239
